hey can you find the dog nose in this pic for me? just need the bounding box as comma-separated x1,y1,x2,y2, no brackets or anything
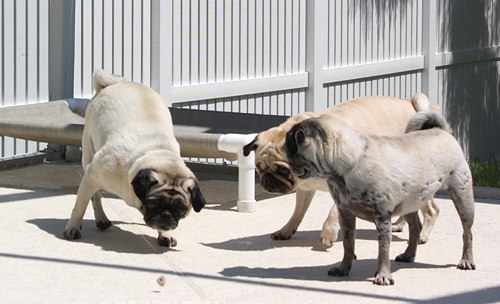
262,174,289,194
159,211,178,229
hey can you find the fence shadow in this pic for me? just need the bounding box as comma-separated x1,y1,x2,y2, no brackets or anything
442,0,500,161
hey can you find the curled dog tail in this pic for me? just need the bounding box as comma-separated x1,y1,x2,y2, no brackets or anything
92,69,127,92
406,109,453,134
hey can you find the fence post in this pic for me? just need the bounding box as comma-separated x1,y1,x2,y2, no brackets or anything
48,0,76,158
49,0,75,101
421,0,438,106
151,1,173,106
305,0,328,112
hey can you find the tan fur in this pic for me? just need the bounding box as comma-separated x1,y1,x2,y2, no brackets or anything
63,70,205,247
245,95,440,246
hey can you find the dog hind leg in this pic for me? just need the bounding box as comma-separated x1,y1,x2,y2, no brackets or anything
92,190,112,230
321,203,340,247
396,212,421,263
446,170,475,270
419,198,440,244
391,216,406,233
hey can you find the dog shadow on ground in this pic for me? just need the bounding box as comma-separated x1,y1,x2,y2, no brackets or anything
219,259,456,283
26,218,172,254
203,229,408,252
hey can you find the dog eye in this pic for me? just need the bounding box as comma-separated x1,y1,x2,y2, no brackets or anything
174,199,188,215
146,198,160,209
277,166,290,176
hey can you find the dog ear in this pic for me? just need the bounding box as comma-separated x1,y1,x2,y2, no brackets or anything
131,169,158,202
285,127,304,156
243,136,259,157
188,182,206,212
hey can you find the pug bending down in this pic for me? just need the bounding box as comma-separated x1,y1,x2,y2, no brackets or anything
285,110,475,285
244,94,440,246
63,70,206,247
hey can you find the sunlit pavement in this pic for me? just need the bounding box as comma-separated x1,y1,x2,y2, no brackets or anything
0,160,499,303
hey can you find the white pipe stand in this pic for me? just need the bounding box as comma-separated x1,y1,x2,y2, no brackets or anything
236,148,256,212
218,133,258,213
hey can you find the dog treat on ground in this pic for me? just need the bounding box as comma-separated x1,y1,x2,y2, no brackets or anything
157,275,166,286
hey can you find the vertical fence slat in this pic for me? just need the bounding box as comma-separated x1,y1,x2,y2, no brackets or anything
232,0,240,81
191,0,199,85
207,0,216,83
247,0,256,79
131,0,142,82
199,0,207,84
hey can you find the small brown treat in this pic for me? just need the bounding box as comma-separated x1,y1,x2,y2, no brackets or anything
157,275,166,286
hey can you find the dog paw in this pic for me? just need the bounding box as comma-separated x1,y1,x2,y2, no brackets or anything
158,235,177,247
96,218,112,230
320,227,339,248
395,253,415,263
271,228,296,240
327,265,350,277
457,259,476,270
391,224,404,233
418,235,429,244
63,229,81,240
373,272,394,285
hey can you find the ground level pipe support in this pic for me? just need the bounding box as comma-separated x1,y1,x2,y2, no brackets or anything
218,133,258,213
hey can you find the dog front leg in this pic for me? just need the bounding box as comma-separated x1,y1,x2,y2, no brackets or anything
64,175,98,240
373,216,394,285
396,212,421,263
328,208,356,277
272,188,316,240
158,231,177,247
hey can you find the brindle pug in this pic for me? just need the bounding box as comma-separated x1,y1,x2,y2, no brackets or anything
285,110,475,285
244,94,440,247
63,70,206,247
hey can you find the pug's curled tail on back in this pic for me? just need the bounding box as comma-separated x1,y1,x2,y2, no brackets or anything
92,69,127,92
405,109,453,134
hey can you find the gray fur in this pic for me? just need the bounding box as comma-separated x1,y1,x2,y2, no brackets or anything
285,113,475,285
405,109,453,134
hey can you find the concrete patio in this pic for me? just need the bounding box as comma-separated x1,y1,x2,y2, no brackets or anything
0,160,499,303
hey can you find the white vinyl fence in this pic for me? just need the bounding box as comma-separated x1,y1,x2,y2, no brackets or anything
0,0,499,162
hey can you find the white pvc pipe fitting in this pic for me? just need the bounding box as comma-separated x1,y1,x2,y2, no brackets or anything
218,133,258,213
64,98,90,115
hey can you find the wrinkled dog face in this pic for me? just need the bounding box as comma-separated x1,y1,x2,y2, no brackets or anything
284,119,330,180
131,169,206,231
243,131,299,194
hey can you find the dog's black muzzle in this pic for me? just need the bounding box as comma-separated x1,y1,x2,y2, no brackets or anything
145,210,179,231
261,173,291,194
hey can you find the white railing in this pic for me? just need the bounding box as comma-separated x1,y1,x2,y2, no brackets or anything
0,0,499,161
